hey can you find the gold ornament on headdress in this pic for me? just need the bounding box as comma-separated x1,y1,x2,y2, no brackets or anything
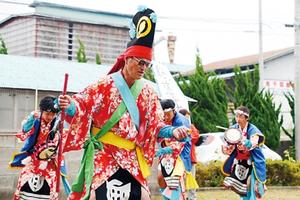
137,16,152,38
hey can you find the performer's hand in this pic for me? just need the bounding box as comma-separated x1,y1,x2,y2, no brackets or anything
222,144,235,155
30,111,39,119
172,126,189,141
21,156,31,165
58,95,72,109
237,142,247,151
221,145,228,154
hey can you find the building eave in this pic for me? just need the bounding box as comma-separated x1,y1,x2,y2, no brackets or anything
182,47,294,76
29,1,133,19
0,2,133,29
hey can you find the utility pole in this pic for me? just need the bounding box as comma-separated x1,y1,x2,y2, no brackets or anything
258,0,264,91
295,0,300,160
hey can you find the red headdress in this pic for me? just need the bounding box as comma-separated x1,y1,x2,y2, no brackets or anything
108,7,157,74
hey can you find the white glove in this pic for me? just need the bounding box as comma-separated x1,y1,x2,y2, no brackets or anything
21,156,31,165
39,161,48,170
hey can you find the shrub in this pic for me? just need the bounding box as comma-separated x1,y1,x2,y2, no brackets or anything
195,161,224,187
195,160,300,187
266,159,300,186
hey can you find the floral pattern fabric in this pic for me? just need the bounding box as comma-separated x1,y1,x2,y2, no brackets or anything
63,75,165,199
14,119,62,200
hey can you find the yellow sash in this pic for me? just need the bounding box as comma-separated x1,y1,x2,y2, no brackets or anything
91,127,151,178
171,157,199,190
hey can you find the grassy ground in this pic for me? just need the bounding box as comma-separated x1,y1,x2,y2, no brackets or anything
153,187,300,200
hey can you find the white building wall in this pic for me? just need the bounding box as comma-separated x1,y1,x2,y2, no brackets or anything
263,53,295,132
264,53,295,81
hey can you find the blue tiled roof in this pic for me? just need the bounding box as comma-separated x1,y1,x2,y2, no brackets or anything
0,54,111,92
0,55,197,102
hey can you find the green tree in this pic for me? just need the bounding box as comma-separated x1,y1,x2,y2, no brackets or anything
0,37,8,54
178,50,229,133
144,67,155,82
282,91,295,158
96,53,101,65
282,92,295,143
231,66,283,149
77,39,87,63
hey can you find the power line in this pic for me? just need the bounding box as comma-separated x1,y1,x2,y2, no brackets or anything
157,26,293,34
160,15,258,25
0,0,292,26
0,0,293,34
159,15,292,27
0,0,30,6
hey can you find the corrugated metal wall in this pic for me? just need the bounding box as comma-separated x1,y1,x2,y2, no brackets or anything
0,17,36,57
0,88,59,133
0,16,129,65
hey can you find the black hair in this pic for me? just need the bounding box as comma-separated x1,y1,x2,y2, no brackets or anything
178,108,190,116
39,96,58,113
160,99,176,110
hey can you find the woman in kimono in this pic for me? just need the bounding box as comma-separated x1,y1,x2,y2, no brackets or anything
222,106,267,200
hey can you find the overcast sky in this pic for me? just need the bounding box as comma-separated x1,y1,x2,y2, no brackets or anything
0,0,294,65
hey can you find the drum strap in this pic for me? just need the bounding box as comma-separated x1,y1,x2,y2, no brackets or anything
10,117,57,168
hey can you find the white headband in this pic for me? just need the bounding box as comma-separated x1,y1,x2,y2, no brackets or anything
163,108,174,112
234,109,249,117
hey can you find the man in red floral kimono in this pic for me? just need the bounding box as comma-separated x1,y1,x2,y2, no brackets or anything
58,6,189,200
10,96,61,200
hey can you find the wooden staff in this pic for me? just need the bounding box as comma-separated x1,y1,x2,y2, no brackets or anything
56,73,69,192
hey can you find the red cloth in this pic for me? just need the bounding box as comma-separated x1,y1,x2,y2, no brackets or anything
190,124,200,164
63,75,165,198
108,45,152,74
14,119,61,200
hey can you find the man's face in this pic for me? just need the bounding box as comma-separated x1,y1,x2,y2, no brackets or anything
125,57,151,80
164,110,175,124
235,113,248,127
42,111,56,123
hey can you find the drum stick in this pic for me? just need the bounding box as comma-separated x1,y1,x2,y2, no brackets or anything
216,125,228,130
56,73,69,192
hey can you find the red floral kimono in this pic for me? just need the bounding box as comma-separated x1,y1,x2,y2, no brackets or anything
14,119,61,200
63,75,165,199
157,137,186,199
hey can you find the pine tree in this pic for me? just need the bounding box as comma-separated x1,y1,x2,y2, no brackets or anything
0,37,8,54
282,92,295,158
77,39,87,63
96,53,101,65
144,68,155,82
178,50,229,133
282,92,295,144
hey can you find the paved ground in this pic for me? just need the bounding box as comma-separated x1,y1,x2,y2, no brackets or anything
2,186,300,199
153,187,300,200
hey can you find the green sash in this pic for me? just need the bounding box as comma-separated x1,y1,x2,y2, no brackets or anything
71,75,143,200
